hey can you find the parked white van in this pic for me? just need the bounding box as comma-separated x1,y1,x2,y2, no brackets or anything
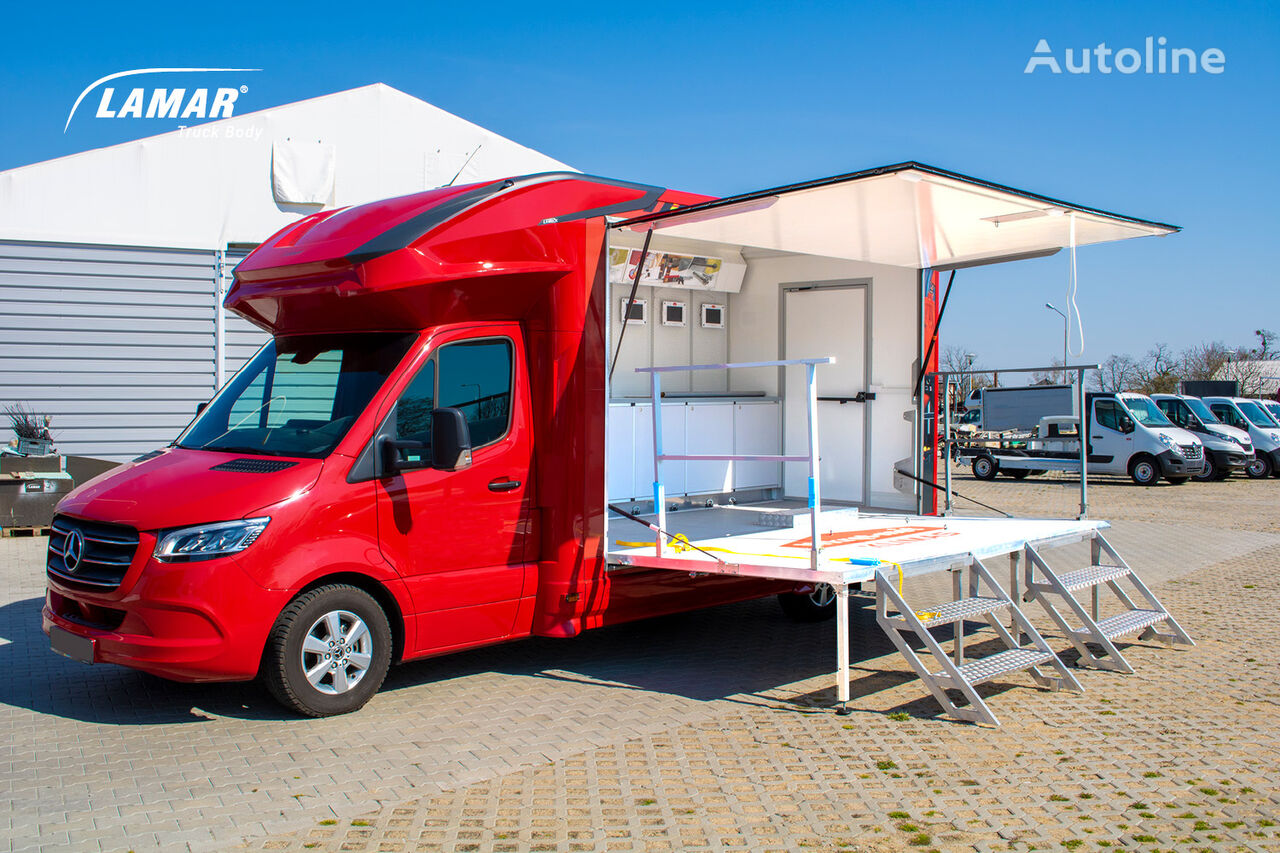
1151,393,1253,480
1203,397,1280,478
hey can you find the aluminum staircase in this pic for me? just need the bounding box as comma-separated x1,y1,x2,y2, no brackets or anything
876,554,1082,726
1021,534,1194,673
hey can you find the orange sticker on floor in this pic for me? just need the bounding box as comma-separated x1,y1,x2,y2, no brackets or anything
783,526,960,549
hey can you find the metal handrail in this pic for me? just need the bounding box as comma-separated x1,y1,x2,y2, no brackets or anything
634,357,834,568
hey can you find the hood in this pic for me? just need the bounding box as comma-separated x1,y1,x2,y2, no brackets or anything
1206,423,1251,445
1153,426,1200,446
56,447,325,531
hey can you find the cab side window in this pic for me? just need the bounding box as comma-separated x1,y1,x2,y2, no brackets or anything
392,360,435,467
437,339,513,448
1210,404,1241,429
1094,399,1122,431
1162,401,1186,427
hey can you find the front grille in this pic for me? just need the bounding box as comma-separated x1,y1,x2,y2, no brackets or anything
1179,444,1202,460
47,515,140,590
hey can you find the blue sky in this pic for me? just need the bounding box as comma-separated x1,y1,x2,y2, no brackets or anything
2,0,1276,370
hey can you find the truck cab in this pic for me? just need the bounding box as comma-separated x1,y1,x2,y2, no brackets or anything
1203,396,1280,478
1151,393,1253,480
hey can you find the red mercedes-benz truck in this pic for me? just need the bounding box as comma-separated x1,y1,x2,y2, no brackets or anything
42,173,817,715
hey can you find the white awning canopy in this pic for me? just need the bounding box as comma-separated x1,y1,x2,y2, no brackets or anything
614,163,1178,269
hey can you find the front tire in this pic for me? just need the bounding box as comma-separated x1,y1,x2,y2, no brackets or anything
1166,476,1189,485
778,584,838,622
264,584,392,717
1193,454,1216,482
1129,455,1160,486
1246,454,1272,479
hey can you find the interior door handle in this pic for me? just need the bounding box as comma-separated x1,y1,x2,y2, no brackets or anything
488,478,521,492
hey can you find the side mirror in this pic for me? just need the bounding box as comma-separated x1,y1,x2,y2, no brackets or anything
431,407,472,471
195,401,209,416
375,434,424,478
1120,416,1135,433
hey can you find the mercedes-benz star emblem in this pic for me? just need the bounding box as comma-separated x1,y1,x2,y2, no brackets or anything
63,529,85,573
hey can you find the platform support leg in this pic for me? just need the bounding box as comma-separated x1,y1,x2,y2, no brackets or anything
835,583,852,715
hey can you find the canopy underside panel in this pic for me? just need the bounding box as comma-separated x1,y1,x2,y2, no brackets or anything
615,163,1177,270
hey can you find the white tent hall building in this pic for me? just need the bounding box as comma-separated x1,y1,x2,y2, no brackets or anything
0,84,572,460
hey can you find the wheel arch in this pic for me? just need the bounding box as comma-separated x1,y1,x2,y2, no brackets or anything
294,573,407,664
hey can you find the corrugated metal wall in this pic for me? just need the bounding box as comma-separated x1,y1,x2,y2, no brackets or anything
0,240,269,462
221,249,269,379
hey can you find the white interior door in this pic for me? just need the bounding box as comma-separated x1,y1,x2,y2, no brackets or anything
784,286,867,503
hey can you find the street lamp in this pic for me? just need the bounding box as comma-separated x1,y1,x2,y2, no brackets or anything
963,352,976,402
1045,303,1068,382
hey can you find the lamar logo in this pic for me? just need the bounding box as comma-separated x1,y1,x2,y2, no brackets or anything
783,526,960,550
64,67,262,132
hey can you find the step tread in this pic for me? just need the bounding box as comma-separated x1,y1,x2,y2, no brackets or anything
915,596,1009,628
1054,565,1131,592
1077,609,1169,640
932,648,1055,686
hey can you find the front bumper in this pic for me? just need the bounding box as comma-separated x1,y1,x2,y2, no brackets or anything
43,552,286,683
1207,447,1250,474
1156,449,1205,478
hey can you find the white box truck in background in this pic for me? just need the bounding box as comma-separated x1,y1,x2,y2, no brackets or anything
970,392,1205,486
965,385,1076,432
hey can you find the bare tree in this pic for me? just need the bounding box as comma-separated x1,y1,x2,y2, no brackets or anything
1179,341,1233,382
1133,343,1179,395
1030,357,1067,385
1256,328,1277,358
1091,354,1140,392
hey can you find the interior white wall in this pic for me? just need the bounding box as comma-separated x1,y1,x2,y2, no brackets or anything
609,283,730,398
728,254,918,509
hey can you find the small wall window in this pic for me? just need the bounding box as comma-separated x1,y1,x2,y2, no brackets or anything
661,301,686,327
620,297,647,324
700,303,725,329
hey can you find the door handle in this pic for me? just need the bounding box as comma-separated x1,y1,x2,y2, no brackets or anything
488,478,521,492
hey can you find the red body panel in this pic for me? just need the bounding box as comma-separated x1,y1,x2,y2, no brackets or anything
43,173,794,684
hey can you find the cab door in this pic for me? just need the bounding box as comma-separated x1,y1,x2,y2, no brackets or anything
376,324,535,655
1089,398,1131,474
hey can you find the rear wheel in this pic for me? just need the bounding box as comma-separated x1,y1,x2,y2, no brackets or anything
972,455,998,480
778,584,838,622
264,584,392,717
1008,469,1031,480
1129,455,1160,486
1246,454,1272,479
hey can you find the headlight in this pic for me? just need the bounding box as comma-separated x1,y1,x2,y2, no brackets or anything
1271,433,1280,443
154,517,270,562
1158,433,1173,448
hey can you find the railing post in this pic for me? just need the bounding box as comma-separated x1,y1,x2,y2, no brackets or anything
943,379,953,515
806,362,822,571
1077,368,1088,519
651,371,666,557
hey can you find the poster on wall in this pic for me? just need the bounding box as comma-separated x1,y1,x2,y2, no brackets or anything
608,247,744,292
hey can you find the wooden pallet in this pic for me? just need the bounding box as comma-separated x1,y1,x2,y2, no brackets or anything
1,526,51,538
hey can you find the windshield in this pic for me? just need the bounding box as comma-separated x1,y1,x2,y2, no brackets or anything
177,333,415,458
1184,397,1219,425
1120,396,1173,428
1238,400,1279,428
1264,400,1280,421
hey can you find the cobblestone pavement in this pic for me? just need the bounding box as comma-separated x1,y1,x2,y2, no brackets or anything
3,475,1279,852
